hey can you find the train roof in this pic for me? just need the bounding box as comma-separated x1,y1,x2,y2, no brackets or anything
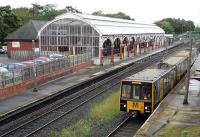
123,69,167,82
174,50,189,57
163,56,186,65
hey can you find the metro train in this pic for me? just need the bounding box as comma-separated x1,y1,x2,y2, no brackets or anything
119,49,197,116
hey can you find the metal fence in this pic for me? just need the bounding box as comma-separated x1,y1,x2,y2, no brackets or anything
0,52,92,89
10,50,40,61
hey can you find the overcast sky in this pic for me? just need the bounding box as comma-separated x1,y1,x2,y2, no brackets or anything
1,0,200,25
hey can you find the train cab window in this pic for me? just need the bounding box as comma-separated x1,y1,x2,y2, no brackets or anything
132,85,141,100
121,84,131,99
121,83,152,100
142,85,151,100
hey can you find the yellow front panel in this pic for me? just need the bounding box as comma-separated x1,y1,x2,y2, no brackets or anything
127,101,144,114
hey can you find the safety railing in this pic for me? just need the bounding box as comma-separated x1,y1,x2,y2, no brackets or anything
0,52,92,89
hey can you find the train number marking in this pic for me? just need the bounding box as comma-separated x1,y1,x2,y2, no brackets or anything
132,102,139,108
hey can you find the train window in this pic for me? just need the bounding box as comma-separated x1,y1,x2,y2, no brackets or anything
121,83,152,100
154,82,159,103
163,77,167,94
163,75,170,94
143,85,151,100
121,84,131,99
132,85,141,99
170,71,174,88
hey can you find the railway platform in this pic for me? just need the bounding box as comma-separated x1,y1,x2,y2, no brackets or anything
0,44,172,118
135,54,200,137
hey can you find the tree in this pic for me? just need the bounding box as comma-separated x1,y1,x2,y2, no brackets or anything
194,26,200,31
156,21,174,34
0,6,21,45
13,7,32,24
13,4,61,24
155,18,195,34
40,4,60,20
30,4,60,20
92,11,133,20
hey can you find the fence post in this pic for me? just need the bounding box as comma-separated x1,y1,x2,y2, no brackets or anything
21,69,24,81
12,71,15,85
1,74,4,88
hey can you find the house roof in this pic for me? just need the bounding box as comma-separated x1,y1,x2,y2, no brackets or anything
5,20,47,41
39,13,165,36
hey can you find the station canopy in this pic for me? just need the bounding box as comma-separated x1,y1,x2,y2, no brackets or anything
39,13,165,37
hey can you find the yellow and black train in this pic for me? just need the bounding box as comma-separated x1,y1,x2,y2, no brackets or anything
120,50,196,116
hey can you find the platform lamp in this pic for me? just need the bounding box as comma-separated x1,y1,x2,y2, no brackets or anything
183,31,192,104
32,39,38,92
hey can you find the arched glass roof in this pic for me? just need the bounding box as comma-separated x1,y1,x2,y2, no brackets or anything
51,13,165,36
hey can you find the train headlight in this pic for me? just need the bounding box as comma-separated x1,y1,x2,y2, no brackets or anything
124,104,126,108
145,106,148,110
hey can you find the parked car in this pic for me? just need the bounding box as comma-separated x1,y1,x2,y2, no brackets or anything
6,63,27,70
0,49,7,54
48,54,66,60
0,63,6,68
33,59,47,65
20,61,34,67
0,67,9,74
0,67,12,78
36,56,51,62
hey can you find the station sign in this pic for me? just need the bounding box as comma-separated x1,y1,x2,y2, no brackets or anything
12,41,20,48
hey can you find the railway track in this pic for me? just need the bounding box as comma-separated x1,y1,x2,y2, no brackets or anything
0,43,186,137
107,116,146,137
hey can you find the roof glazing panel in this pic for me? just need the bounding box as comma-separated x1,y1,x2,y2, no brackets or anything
55,13,165,36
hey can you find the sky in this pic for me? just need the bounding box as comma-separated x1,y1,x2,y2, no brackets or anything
1,0,200,26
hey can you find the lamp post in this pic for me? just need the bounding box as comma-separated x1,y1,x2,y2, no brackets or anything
32,40,38,92
183,31,192,104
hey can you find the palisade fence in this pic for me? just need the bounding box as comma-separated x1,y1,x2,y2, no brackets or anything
0,52,92,89
10,51,40,61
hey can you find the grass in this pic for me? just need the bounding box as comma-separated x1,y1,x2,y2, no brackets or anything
49,89,121,137
60,120,91,137
154,126,200,137
49,119,91,137
89,90,120,122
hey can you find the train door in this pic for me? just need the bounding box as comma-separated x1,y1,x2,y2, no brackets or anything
154,81,160,105
159,78,164,100
169,70,174,89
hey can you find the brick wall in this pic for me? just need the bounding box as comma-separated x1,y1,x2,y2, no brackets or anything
7,41,39,58
0,61,92,100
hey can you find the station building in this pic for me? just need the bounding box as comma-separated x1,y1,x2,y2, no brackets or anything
38,13,165,65
5,20,47,60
